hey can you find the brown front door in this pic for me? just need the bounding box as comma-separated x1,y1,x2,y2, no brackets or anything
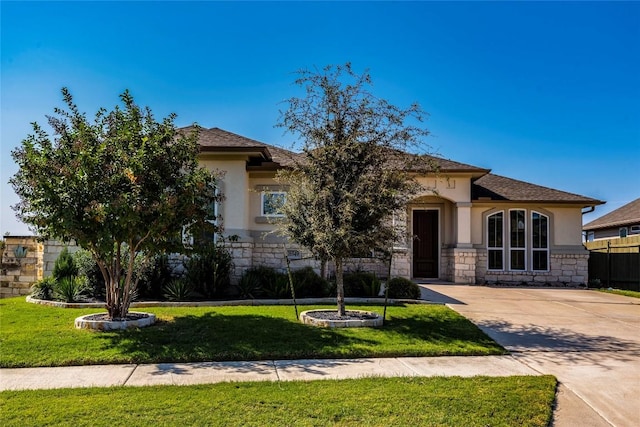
413,210,439,278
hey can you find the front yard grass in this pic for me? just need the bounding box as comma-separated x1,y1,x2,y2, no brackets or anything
0,376,557,427
0,296,505,368
596,288,640,299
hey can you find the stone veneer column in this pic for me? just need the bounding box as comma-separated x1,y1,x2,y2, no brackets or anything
1,236,44,298
452,247,477,284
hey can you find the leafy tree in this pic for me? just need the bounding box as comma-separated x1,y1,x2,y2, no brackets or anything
11,88,221,319
277,63,433,316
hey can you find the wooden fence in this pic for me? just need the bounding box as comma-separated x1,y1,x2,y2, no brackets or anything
585,236,640,291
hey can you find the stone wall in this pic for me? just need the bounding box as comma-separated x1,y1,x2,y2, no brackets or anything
0,236,44,298
43,239,80,278
477,248,589,286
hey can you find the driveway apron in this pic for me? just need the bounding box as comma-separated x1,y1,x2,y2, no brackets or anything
421,285,640,427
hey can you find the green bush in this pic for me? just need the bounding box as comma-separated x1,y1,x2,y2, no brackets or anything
183,242,233,298
30,276,57,300
386,277,421,299
342,271,382,297
162,278,193,301
137,253,175,299
54,276,89,303
73,249,105,300
53,247,78,281
236,272,264,299
291,267,329,298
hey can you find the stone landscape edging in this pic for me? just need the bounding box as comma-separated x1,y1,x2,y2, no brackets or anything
25,295,439,308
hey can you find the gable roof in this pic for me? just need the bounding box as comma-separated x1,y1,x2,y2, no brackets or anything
583,198,640,231
472,173,604,205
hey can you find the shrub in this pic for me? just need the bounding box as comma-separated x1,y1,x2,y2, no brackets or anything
183,242,233,298
386,277,421,299
342,271,381,297
54,276,89,303
73,249,105,300
31,276,56,300
236,272,264,299
162,278,193,301
137,253,175,299
291,267,329,298
53,247,78,281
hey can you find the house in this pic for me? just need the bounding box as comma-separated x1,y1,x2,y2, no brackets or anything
194,127,605,286
583,198,640,241
582,198,640,289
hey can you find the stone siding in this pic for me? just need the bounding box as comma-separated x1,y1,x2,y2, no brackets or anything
477,248,589,286
43,239,81,278
1,236,44,298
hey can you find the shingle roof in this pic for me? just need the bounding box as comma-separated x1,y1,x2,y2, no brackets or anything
383,150,490,175
184,126,299,167
583,198,640,231
472,173,604,205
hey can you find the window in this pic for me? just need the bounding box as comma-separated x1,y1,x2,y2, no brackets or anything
261,191,286,217
487,212,504,270
531,212,549,271
630,225,640,235
587,231,595,242
619,227,628,238
510,210,526,270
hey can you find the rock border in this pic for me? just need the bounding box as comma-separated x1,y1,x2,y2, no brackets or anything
74,312,156,331
299,309,383,328
26,295,438,308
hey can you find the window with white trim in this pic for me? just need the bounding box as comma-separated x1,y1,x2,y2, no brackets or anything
509,210,526,270
487,212,504,270
587,231,595,242
261,191,286,217
619,227,628,238
630,225,640,235
531,211,549,271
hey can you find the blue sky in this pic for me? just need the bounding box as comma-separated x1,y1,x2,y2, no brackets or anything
2,1,639,235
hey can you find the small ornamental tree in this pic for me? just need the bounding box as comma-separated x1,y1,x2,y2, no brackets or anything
10,88,221,320
277,63,434,316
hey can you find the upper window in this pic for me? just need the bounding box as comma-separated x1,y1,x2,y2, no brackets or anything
510,210,526,270
619,227,628,238
487,212,504,270
531,212,549,271
261,191,286,217
587,231,595,242
630,225,640,235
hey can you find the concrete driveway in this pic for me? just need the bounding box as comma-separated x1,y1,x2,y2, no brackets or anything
420,285,640,427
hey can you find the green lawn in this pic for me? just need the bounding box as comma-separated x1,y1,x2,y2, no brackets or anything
0,297,505,368
0,376,557,427
596,288,640,298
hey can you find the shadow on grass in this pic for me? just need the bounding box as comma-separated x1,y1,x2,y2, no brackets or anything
95,308,504,364
96,312,380,364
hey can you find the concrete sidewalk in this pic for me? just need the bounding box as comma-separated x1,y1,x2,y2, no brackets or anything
0,355,539,391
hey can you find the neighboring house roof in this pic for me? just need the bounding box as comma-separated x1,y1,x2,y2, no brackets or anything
583,198,640,231
472,173,604,205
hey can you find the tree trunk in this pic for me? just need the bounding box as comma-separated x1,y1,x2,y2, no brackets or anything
335,258,346,316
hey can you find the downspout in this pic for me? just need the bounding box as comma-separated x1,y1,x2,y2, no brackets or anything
581,205,596,243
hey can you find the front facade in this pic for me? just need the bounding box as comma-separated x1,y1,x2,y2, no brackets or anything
197,127,604,286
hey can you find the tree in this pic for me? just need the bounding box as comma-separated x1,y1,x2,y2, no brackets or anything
10,88,221,320
277,63,433,316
